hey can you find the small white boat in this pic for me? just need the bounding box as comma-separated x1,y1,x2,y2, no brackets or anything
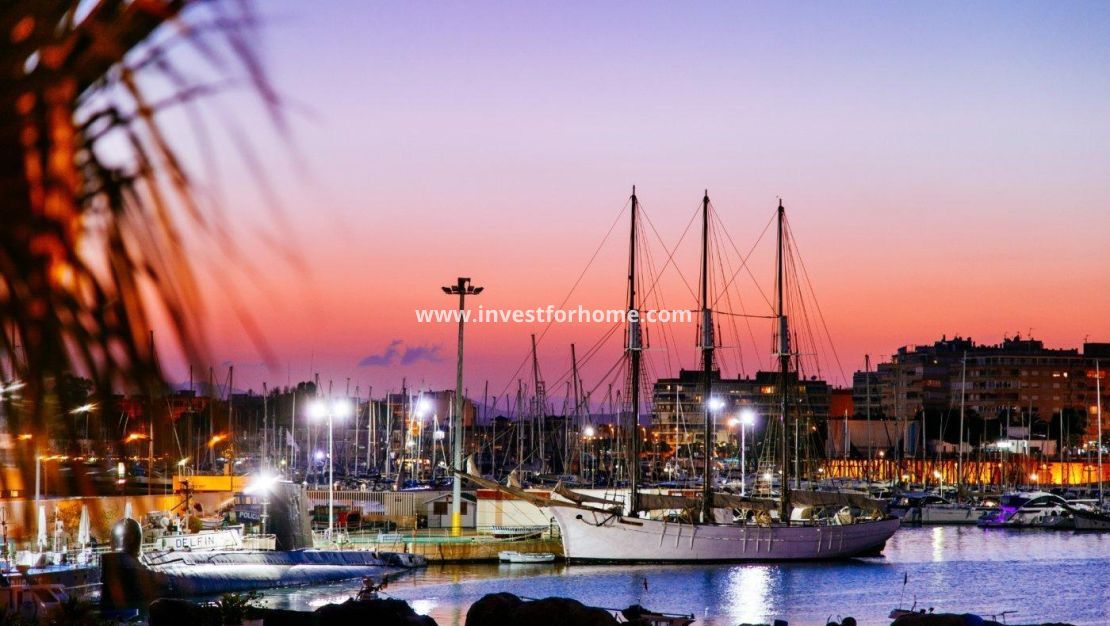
498,550,555,563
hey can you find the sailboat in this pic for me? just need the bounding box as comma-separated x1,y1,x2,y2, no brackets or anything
548,191,900,562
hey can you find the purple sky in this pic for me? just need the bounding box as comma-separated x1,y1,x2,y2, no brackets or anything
156,1,1110,400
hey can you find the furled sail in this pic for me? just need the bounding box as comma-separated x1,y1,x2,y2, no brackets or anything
552,482,623,510
451,465,575,508
790,490,887,515
711,493,779,511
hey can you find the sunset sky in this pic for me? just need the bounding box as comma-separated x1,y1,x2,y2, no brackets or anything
160,1,1110,402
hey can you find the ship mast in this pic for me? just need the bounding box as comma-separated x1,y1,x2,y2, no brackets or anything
531,334,546,473
776,200,792,523
627,187,642,514
700,191,714,523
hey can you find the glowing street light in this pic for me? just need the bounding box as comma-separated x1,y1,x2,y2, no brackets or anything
582,424,597,482
310,397,351,537
735,408,757,495
70,402,97,439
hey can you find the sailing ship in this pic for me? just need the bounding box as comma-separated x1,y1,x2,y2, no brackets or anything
548,190,899,562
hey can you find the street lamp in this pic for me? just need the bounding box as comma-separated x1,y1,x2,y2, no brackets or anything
706,397,725,480
310,397,352,538
737,409,756,495
443,277,482,537
70,403,97,440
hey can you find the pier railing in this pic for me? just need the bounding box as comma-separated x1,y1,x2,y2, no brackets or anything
311,521,561,548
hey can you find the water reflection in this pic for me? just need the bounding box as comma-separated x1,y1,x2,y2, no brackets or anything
723,566,772,624
257,527,1110,626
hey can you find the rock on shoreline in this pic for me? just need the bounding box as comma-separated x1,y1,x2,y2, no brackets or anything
147,595,1076,626
891,614,1075,626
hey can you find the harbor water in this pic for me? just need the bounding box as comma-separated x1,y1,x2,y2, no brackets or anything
256,526,1110,625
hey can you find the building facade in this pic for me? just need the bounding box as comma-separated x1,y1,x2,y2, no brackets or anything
651,369,830,452
862,336,1110,442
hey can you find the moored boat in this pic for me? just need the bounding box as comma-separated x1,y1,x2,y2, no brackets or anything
892,493,996,525
100,517,426,606
545,193,899,563
1070,506,1110,531
978,492,1074,528
497,550,555,563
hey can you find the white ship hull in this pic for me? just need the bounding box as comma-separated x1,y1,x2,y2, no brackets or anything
549,507,900,562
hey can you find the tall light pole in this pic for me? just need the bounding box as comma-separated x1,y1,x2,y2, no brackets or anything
443,277,482,536
731,409,756,496
583,425,596,482
310,397,352,538
70,403,96,446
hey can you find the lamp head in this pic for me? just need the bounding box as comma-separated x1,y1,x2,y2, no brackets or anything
739,408,756,426
332,398,353,419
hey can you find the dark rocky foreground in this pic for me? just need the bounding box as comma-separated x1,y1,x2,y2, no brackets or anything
147,596,1076,626
149,597,435,626
890,614,1074,626
147,593,666,626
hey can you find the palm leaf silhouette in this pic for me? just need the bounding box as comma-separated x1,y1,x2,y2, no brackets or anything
0,0,281,496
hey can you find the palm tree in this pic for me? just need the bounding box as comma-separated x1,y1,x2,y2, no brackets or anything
0,1,278,496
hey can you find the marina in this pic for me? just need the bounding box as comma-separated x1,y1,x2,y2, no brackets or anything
3,2,1110,625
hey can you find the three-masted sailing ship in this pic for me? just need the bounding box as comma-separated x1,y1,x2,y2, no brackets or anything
547,189,900,562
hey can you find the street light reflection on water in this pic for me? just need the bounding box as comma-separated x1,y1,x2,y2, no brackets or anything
723,566,772,624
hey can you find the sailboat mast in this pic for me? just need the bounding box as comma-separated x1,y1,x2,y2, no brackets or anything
627,187,642,514
1097,360,1104,503
958,352,967,499
700,191,714,523
865,354,873,472
571,344,582,476
776,200,792,523
531,334,545,473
